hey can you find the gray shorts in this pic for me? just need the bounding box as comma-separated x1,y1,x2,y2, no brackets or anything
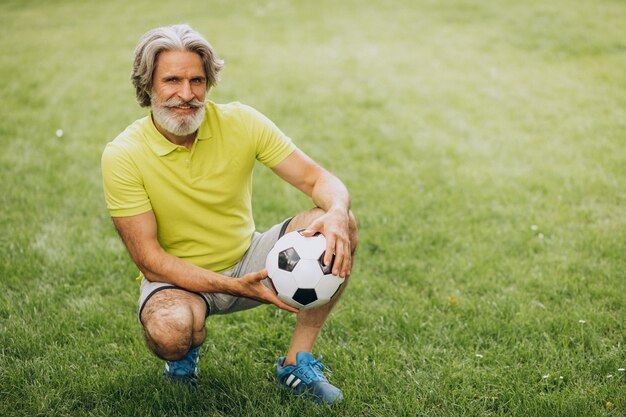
138,218,292,321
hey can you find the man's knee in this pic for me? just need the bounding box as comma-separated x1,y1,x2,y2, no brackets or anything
141,290,206,360
286,207,358,245
143,306,194,360
285,207,326,233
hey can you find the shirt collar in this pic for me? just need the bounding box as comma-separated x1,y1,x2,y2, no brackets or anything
145,107,213,157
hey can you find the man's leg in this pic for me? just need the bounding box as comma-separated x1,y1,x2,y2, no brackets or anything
140,289,207,360
275,208,358,404
282,208,358,365
140,288,207,385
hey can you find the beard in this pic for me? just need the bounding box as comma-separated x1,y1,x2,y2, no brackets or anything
151,95,206,137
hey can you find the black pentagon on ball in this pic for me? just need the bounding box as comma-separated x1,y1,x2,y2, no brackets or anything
278,247,300,272
318,252,335,275
292,288,318,305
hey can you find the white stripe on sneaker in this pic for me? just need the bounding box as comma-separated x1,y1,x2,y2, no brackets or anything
286,374,295,386
291,378,301,388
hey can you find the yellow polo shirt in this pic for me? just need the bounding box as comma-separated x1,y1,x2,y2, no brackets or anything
101,101,295,273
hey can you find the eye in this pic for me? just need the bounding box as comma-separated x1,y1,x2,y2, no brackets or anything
191,77,205,84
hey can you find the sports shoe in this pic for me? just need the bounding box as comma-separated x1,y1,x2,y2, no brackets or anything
163,345,201,386
276,352,343,405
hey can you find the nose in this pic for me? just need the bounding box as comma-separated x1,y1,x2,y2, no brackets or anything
178,81,194,102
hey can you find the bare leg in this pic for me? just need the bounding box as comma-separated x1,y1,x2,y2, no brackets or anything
140,289,207,360
282,208,358,365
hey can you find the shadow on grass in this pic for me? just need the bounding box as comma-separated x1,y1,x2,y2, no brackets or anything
63,365,338,417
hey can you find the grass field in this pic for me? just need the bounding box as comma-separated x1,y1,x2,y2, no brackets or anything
1,0,625,416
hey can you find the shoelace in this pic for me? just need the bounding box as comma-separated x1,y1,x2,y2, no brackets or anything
293,356,329,383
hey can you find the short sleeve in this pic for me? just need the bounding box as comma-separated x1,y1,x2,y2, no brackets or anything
239,105,296,167
101,143,152,217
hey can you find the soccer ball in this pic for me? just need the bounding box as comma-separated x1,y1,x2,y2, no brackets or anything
265,230,345,310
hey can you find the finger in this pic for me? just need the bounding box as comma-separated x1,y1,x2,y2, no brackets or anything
259,277,300,313
332,239,345,277
324,235,336,267
333,241,352,278
302,219,323,236
340,241,352,277
278,302,300,314
250,273,266,284
271,294,300,313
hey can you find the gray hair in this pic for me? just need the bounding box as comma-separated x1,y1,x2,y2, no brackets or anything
131,24,224,107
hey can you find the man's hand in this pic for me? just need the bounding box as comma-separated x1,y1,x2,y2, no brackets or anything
234,269,300,313
271,148,354,278
301,208,352,278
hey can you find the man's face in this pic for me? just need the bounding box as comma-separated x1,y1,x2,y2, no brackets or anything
151,50,207,137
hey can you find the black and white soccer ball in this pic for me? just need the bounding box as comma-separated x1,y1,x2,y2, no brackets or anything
265,230,344,310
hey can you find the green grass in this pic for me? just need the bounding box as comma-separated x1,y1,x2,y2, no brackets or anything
1,0,625,416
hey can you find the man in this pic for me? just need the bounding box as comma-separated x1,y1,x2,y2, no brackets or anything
101,24,358,405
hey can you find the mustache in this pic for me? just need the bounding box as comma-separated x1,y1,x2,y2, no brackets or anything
162,97,206,109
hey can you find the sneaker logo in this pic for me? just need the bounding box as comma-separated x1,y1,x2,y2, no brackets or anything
286,374,302,388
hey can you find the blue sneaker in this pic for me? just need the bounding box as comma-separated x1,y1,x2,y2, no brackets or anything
276,352,343,405
163,345,200,386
